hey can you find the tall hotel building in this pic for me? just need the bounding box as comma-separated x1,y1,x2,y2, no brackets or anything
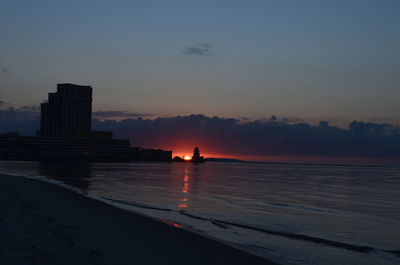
40,83,92,138
1,83,170,161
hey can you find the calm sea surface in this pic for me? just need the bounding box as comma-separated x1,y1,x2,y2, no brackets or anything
1,161,399,265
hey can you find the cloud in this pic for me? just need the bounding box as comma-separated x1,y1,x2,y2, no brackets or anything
0,104,40,135
182,42,216,56
92,111,152,120
1,110,400,159
0,103,40,117
369,118,394,122
1,68,8,74
91,114,400,159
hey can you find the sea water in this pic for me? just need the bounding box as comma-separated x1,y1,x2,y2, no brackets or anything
0,161,399,265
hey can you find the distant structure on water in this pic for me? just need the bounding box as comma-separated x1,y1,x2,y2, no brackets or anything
0,83,172,161
191,147,204,162
172,147,205,162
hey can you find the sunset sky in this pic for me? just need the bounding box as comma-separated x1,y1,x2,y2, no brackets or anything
1,0,399,126
1,1,400,162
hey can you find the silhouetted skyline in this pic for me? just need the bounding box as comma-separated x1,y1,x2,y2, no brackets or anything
2,108,400,163
1,1,400,163
0,84,175,162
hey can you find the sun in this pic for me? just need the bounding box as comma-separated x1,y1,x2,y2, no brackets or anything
183,155,191,161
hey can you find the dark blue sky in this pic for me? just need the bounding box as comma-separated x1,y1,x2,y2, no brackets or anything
1,0,399,126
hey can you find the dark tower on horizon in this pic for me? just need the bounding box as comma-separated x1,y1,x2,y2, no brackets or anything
191,147,204,162
40,83,93,138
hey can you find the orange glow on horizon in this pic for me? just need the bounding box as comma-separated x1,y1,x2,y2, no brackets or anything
143,142,398,166
183,155,191,161
165,143,398,166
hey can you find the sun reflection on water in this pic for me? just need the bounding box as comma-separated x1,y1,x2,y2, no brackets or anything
179,166,190,209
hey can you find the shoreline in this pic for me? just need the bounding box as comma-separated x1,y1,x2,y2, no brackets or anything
0,173,275,265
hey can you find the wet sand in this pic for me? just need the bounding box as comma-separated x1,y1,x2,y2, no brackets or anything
0,174,275,265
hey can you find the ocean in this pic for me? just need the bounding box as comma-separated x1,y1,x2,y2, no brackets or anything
1,161,399,265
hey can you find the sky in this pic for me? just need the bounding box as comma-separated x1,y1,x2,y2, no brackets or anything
1,0,399,126
1,1,400,162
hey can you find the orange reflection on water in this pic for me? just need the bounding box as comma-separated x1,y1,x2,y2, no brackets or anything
172,223,182,228
182,182,189,193
179,166,190,210
179,197,189,209
178,203,188,209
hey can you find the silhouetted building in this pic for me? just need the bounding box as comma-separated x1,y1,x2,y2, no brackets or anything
89,131,130,160
191,147,204,162
23,136,89,160
41,83,92,138
130,147,172,161
173,156,184,162
0,133,87,160
0,83,133,161
0,83,178,162
0,132,130,161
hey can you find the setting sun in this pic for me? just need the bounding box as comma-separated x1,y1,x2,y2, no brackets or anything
183,156,191,161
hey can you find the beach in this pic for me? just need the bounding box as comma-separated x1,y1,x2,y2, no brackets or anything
0,173,273,265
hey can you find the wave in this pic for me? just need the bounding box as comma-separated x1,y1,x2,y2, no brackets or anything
264,201,325,213
213,219,373,252
100,197,400,256
100,197,172,212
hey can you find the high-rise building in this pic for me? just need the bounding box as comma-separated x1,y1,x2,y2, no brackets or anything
40,83,92,138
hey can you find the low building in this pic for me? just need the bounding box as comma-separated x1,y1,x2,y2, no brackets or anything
130,147,172,161
0,132,130,161
89,131,130,160
22,136,88,160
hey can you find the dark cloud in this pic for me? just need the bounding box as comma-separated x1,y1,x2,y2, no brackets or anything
182,43,216,56
369,118,393,122
1,68,8,74
91,114,400,159
1,111,400,159
92,111,152,120
259,115,299,124
0,104,40,135
0,104,40,119
319,121,329,127
0,105,40,135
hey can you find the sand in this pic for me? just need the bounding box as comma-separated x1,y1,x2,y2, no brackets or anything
0,174,275,265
